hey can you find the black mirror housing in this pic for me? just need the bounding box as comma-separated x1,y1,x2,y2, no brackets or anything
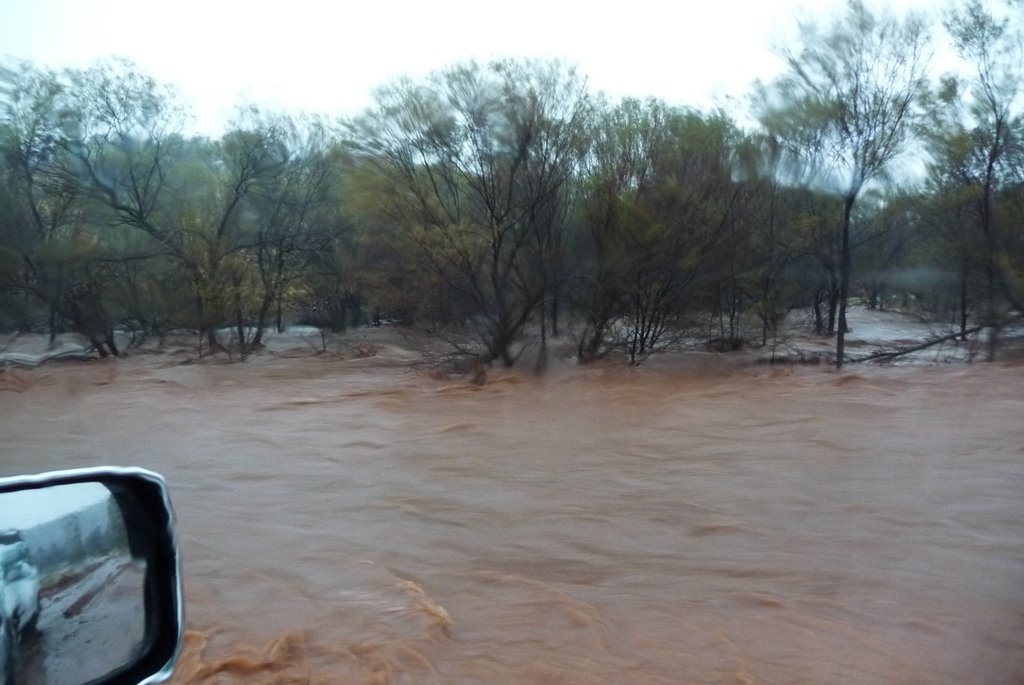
0,467,182,685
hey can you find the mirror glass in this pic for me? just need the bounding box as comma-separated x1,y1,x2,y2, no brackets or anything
1,482,146,685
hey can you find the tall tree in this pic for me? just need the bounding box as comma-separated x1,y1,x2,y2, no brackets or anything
758,0,931,367
574,97,665,361
345,59,590,366
233,113,339,353
54,62,330,354
576,99,743,363
0,64,81,340
925,0,1022,359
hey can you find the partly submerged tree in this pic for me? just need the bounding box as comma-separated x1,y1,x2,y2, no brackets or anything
51,61,335,355
758,0,932,367
574,97,665,362
924,0,1023,359
345,58,591,366
0,64,81,340
575,99,747,363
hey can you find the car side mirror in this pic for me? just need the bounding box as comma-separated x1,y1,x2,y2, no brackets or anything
0,468,182,685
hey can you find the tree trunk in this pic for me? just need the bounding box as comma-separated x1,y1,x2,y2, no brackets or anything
836,194,855,369
206,328,221,354
813,290,825,335
103,331,120,357
550,290,560,338
827,286,838,335
535,300,549,375
985,261,997,362
959,259,969,341
91,336,109,358
48,305,59,347
234,301,246,353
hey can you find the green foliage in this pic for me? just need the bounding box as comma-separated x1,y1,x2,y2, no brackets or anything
345,58,590,364
0,6,1019,364
757,0,933,366
921,0,1024,354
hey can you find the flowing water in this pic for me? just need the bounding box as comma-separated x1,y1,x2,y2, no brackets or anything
1,344,1023,684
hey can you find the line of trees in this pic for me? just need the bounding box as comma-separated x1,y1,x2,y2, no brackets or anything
1,0,1021,366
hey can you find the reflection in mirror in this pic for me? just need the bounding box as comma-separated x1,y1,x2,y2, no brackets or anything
1,483,146,685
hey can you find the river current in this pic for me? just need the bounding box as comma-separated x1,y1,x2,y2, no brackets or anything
1,345,1022,684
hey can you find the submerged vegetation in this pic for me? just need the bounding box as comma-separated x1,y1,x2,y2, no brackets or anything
1,0,1021,367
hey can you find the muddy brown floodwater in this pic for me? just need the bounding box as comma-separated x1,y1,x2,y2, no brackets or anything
1,345,1023,684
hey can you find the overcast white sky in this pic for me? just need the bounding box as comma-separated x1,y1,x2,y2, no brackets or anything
1,482,109,529
1,0,956,135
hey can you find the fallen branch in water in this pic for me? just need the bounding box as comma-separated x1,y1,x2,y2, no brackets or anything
851,326,983,363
